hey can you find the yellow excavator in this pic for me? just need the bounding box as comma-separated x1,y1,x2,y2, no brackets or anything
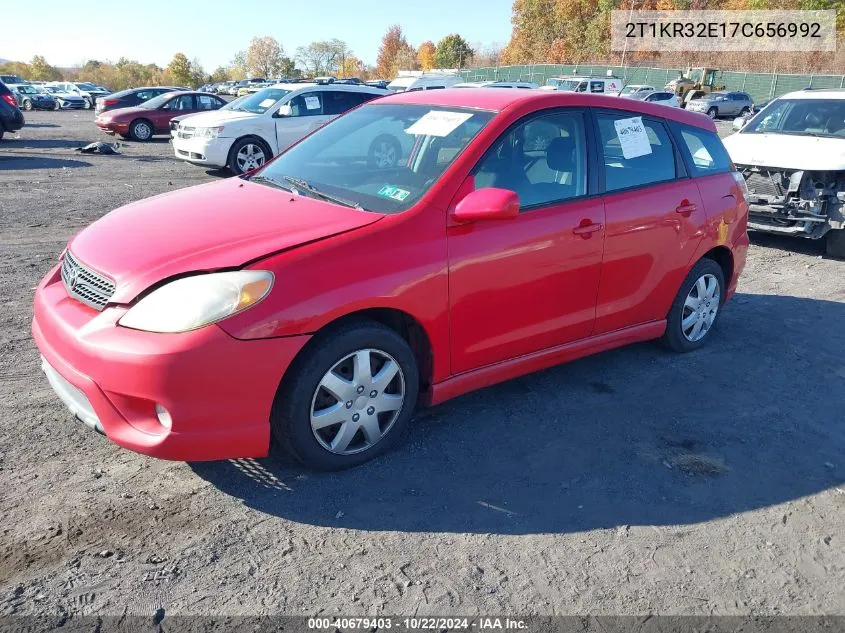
665,68,726,108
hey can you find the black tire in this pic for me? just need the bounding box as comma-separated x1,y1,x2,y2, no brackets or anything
367,134,402,169
826,229,845,259
707,107,718,119
227,137,271,175
22,99,33,111
271,320,420,470
53,100,61,111
661,258,725,353
739,106,750,116
83,97,92,110
129,119,154,141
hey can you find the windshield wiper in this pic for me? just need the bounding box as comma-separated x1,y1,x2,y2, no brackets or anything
249,175,295,192
282,176,362,209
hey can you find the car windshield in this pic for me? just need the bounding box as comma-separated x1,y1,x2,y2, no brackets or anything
620,86,643,95
43,86,62,94
546,79,581,91
140,93,178,109
76,83,97,90
16,85,39,94
742,98,845,138
230,88,291,114
255,103,495,213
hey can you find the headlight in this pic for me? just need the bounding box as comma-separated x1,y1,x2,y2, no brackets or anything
193,126,225,139
119,270,273,333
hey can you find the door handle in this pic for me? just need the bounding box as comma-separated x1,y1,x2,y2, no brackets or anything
675,200,697,216
572,222,603,238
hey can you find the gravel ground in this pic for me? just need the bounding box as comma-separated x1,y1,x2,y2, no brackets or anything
1,111,844,620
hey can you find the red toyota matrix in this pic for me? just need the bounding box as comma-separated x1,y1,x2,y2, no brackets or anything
33,89,748,470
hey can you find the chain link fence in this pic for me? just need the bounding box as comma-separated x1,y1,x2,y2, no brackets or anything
461,64,845,103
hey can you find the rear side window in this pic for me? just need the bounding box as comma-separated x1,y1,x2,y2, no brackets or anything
596,113,676,192
675,124,732,176
289,92,323,116
323,91,377,115
590,81,604,93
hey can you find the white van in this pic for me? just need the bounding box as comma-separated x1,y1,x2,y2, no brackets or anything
541,76,622,94
387,73,463,92
453,81,539,89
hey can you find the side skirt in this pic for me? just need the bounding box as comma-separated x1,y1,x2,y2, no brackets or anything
427,320,667,406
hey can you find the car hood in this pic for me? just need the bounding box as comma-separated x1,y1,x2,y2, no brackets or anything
68,178,383,304
102,105,154,119
723,132,845,170
178,109,261,127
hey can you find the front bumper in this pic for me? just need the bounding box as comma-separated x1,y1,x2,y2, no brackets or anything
95,120,129,135
172,135,232,167
32,264,310,461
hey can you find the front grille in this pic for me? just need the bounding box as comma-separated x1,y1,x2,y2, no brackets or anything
745,171,787,199
60,251,115,310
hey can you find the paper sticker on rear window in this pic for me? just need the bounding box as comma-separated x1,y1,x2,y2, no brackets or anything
377,185,411,201
259,98,276,108
304,96,321,110
613,116,652,159
405,111,473,137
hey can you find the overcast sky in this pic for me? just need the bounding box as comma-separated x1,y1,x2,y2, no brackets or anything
2,0,513,69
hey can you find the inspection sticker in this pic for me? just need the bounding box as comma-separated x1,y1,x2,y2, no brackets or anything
405,111,473,137
613,116,652,159
304,96,321,110
377,185,411,201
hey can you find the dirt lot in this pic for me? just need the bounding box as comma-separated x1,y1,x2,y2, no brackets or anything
1,110,843,621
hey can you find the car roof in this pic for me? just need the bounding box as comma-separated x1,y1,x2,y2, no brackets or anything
377,88,717,131
780,89,845,100
273,82,387,94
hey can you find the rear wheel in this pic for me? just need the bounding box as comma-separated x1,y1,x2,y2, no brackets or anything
271,320,419,470
368,134,402,168
707,107,718,119
739,106,750,116
826,229,845,259
83,97,92,110
129,119,153,141
53,100,61,111
662,258,725,353
22,99,33,111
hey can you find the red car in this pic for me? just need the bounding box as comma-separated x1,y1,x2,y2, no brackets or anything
94,91,227,141
34,89,748,469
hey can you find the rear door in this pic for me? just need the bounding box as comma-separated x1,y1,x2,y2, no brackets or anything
592,110,707,334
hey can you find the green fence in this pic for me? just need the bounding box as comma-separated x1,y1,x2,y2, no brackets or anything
461,64,845,103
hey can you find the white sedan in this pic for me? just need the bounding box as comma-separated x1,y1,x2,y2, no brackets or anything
172,83,388,175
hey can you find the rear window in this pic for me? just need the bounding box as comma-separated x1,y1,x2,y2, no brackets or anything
675,124,733,176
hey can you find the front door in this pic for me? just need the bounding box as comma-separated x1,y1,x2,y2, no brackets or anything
448,109,605,374
275,91,331,153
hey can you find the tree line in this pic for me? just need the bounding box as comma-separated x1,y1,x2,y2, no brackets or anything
0,29,485,91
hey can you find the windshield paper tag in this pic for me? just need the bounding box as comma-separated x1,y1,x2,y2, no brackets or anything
377,185,410,201
304,96,321,110
614,116,652,159
405,111,473,137
259,98,276,108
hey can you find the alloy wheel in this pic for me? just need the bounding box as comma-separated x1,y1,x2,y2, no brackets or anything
373,141,398,168
236,144,266,172
133,122,152,140
310,348,405,455
681,273,720,342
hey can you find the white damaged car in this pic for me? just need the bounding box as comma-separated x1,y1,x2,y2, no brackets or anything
172,83,388,175
723,90,845,257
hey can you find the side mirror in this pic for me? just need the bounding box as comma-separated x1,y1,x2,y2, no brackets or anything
275,104,292,117
732,116,746,131
453,188,520,223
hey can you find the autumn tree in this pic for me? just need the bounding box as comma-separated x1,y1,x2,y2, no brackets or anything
247,36,285,78
340,56,366,78
167,53,193,86
376,25,414,78
417,41,436,70
228,51,248,80
296,39,351,76
503,0,561,63
435,34,474,68
28,55,63,81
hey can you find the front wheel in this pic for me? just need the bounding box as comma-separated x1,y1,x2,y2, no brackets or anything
53,100,61,111
129,119,153,141
228,138,269,175
739,107,750,116
707,107,718,119
662,258,725,353
826,229,845,259
83,98,91,110
271,320,419,470
368,134,402,168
